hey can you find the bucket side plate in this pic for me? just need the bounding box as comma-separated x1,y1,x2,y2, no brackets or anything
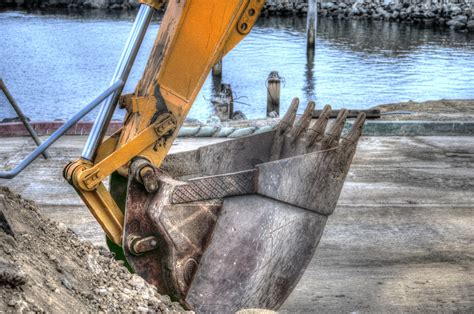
185,194,328,313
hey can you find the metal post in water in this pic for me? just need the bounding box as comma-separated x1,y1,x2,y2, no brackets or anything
307,0,317,50
0,79,49,159
212,59,223,77
81,4,154,161
266,71,281,118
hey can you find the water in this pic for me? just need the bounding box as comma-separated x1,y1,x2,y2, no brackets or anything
1,10,473,122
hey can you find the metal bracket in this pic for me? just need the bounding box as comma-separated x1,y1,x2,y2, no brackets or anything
237,0,262,35
65,113,177,244
75,113,176,191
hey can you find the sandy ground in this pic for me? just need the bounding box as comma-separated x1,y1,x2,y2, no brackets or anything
375,99,474,121
0,135,473,312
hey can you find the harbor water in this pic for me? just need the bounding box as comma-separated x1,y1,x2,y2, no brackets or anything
0,10,473,122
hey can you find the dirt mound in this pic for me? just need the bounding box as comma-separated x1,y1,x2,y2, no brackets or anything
0,187,188,313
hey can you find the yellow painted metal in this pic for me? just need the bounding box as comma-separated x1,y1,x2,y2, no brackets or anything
119,0,265,169
77,113,176,191
64,160,124,244
221,0,264,55
67,0,264,246
66,113,175,244
77,182,124,245
94,128,122,164
139,0,165,10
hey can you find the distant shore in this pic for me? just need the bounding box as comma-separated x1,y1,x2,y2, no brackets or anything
1,0,473,32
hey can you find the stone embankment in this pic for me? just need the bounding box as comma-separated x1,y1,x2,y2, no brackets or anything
0,0,142,10
316,1,474,31
0,0,472,31
263,1,474,32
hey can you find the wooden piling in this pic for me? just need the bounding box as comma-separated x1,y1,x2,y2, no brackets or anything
307,0,317,50
266,71,281,117
212,59,222,77
212,83,233,121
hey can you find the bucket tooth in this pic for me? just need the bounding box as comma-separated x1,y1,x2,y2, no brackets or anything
321,108,348,149
270,98,299,161
281,101,316,158
307,104,332,149
278,97,299,133
289,101,315,143
343,112,366,144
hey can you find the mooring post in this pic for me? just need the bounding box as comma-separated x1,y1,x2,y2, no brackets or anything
266,71,281,117
0,79,49,159
212,59,223,77
307,0,317,50
211,60,223,96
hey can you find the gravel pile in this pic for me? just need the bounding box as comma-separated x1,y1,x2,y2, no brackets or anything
0,187,188,313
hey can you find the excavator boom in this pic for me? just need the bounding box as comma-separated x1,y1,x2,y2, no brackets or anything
65,0,265,245
64,0,366,312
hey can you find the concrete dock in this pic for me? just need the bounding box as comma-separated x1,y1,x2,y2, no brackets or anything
1,135,473,312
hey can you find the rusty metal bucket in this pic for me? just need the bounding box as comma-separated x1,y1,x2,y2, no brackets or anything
121,99,365,313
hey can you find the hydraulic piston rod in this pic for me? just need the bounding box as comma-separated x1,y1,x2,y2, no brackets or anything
81,4,155,161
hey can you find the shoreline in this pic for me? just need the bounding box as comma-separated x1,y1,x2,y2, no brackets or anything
1,1,473,32
1,99,473,137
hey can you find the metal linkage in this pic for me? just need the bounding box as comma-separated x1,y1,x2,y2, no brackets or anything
1,3,155,179
81,5,155,161
0,79,49,159
0,81,123,179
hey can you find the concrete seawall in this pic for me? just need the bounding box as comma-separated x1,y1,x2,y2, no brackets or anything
2,99,473,137
1,119,474,138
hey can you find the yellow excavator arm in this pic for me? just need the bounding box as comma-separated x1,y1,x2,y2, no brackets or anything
64,0,265,245
62,1,366,311
0,0,365,313
0,1,365,311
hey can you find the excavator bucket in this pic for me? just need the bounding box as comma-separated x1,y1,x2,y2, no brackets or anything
0,1,363,311
121,100,366,313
